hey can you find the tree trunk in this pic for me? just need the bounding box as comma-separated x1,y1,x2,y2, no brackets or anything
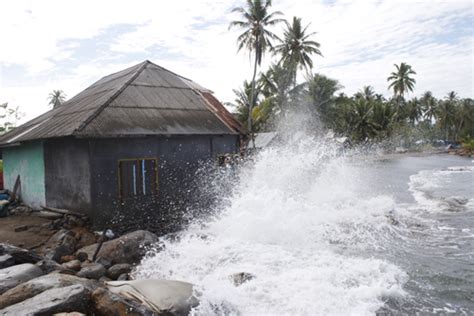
248,49,259,148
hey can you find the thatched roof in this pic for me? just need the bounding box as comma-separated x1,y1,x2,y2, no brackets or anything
0,60,244,146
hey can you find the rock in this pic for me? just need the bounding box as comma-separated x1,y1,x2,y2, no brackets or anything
0,243,42,264
107,263,132,280
96,257,112,269
14,225,28,232
107,279,199,315
92,287,157,316
43,229,77,262
76,252,88,263
0,254,15,269
36,259,72,274
76,230,159,265
65,215,85,228
72,228,96,249
98,276,112,283
0,272,98,309
60,255,76,263
117,273,129,281
53,312,86,316
229,272,255,286
77,263,106,280
62,260,81,271
0,263,44,295
0,284,91,315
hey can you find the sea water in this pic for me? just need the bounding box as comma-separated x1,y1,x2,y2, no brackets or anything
134,135,473,315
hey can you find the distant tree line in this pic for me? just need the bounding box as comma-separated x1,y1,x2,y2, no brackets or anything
229,0,474,146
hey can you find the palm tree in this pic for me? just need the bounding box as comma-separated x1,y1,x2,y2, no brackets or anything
274,16,322,84
350,98,379,142
48,90,67,108
229,0,284,141
420,91,437,123
355,86,375,101
387,63,416,97
406,97,422,126
229,80,261,128
437,92,458,140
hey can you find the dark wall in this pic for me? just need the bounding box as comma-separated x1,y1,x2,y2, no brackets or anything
87,134,239,233
44,138,93,216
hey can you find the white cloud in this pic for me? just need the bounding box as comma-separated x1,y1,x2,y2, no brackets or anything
0,0,473,123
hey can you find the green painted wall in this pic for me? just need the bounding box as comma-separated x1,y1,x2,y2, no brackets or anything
3,141,45,208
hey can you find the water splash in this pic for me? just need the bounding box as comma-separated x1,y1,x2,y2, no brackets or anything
134,133,408,315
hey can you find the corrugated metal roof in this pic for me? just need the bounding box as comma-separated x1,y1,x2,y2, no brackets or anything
0,60,244,146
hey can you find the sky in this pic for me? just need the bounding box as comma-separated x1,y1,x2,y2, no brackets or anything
1,0,473,123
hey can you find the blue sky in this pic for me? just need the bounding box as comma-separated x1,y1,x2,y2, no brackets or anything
0,0,473,122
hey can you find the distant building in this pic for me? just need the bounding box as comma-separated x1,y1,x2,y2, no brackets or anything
0,60,245,232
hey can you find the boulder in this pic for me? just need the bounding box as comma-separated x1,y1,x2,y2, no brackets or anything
53,313,86,316
76,230,159,265
77,263,106,280
0,254,15,269
229,272,256,286
107,263,132,280
0,243,42,264
0,263,43,295
71,227,96,249
43,229,77,262
76,252,88,263
92,287,157,316
0,284,91,315
117,273,129,281
107,279,199,315
60,255,76,263
0,272,98,309
62,260,81,271
36,259,75,274
98,276,112,284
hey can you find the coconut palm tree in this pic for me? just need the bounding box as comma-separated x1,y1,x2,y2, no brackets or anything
355,86,375,101
437,92,458,140
307,74,342,124
274,16,322,84
406,97,422,126
420,91,437,123
387,63,416,97
230,80,261,128
48,90,67,108
229,0,284,140
350,98,380,142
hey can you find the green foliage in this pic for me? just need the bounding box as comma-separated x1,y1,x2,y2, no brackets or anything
229,0,284,134
461,137,474,152
387,62,416,97
0,102,23,135
274,16,322,83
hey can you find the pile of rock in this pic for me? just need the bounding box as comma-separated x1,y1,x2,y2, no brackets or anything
0,230,198,315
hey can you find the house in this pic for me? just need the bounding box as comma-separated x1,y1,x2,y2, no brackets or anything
0,60,245,232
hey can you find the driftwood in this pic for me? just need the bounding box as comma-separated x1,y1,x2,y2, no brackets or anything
40,205,86,218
